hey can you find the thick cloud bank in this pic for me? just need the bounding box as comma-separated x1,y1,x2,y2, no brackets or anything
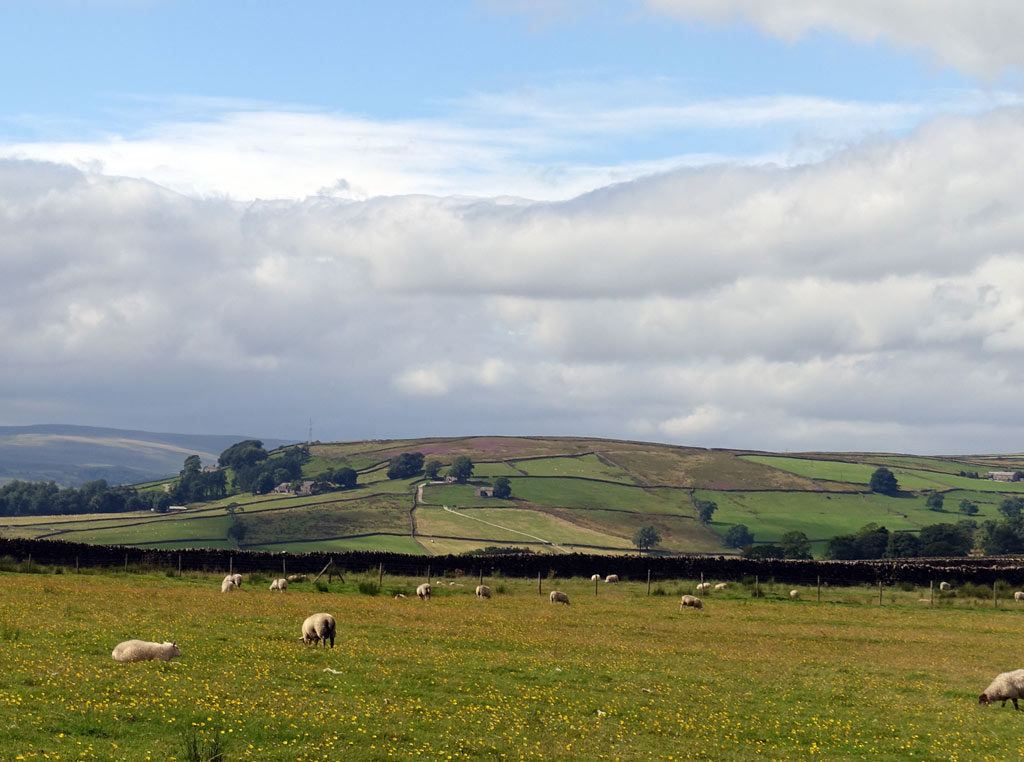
4,108,1024,451
647,0,1024,78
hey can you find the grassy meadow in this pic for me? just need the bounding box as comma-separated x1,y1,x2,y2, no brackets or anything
2,567,1024,761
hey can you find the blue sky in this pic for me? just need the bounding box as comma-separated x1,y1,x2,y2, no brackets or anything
4,1,1024,453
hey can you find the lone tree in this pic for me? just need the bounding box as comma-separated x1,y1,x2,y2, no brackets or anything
724,524,754,549
869,467,900,496
448,456,474,484
959,499,979,516
387,452,425,480
424,459,444,480
632,525,661,552
694,498,717,524
925,492,945,512
493,476,512,499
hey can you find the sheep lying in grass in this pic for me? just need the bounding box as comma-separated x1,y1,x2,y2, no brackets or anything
550,590,570,605
940,582,952,591
287,574,306,582
605,574,619,583
270,578,288,592
394,593,407,599
417,583,431,600
679,595,703,611
695,582,711,593
220,577,236,593
112,640,181,663
714,582,728,590
475,584,491,598
300,613,336,649
979,669,1024,709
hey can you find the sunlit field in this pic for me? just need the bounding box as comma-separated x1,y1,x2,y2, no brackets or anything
2,568,1024,760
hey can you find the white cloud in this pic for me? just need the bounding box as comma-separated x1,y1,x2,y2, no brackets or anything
645,0,1024,78
6,106,1024,451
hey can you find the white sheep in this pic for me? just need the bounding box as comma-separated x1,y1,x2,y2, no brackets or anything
417,582,431,600
605,574,619,583
230,573,242,587
394,593,407,599
940,582,952,591
714,582,728,590
300,613,336,649
112,640,181,663
270,578,288,592
220,578,236,593
1015,591,1024,602
590,574,601,582
789,590,800,599
679,594,703,611
550,590,570,605
475,584,491,598
287,574,306,582
979,669,1024,709
695,582,712,592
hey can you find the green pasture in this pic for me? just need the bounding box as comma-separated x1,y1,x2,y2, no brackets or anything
3,570,1024,760
510,454,636,483
505,478,689,514
419,483,515,507
470,461,524,477
245,534,426,555
540,507,722,554
449,507,634,549
415,506,541,544
238,497,411,545
57,513,236,545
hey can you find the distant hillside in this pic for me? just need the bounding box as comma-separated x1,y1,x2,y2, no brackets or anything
8,434,1024,558
0,425,296,486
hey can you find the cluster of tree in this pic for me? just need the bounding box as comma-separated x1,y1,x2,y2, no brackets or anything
869,467,900,495
218,441,308,495
741,530,812,560
822,522,973,559
977,501,1024,554
0,479,151,516
313,466,358,491
387,452,476,484
462,545,535,556
168,455,227,503
493,476,512,499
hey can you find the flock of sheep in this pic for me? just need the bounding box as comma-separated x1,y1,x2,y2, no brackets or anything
109,569,1024,709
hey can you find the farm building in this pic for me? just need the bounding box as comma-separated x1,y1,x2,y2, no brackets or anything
989,471,1019,482
475,487,495,498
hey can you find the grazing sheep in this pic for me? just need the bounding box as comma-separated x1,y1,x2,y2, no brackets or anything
416,582,431,600
940,581,952,591
270,578,288,592
605,574,619,584
550,590,570,605
790,590,800,599
679,594,703,611
590,574,601,582
220,578,236,593
287,574,306,582
112,640,181,663
475,584,491,599
300,613,336,649
714,582,728,590
1015,591,1024,602
695,582,712,592
979,669,1024,709
230,573,242,587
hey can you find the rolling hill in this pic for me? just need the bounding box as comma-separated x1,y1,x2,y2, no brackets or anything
5,434,1024,557
0,424,295,486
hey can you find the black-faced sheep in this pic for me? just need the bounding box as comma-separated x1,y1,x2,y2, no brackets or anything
550,590,570,605
679,594,703,610
112,640,181,663
475,584,491,598
301,613,336,648
979,669,1024,709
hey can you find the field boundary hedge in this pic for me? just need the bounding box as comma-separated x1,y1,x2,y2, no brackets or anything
4,537,1024,586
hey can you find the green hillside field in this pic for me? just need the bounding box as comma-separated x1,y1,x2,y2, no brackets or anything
4,436,1024,558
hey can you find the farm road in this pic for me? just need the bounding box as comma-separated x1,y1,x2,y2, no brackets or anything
441,505,570,553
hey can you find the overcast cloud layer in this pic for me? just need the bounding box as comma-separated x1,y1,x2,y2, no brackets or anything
4,2,1024,453
5,105,1024,452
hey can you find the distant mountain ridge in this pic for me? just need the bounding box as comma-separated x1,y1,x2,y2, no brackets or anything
0,424,296,487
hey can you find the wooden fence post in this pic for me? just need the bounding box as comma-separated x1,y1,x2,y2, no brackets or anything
994,581,998,608
178,554,182,578
930,580,934,605
75,555,79,573
878,580,883,605
379,563,384,587
538,571,542,596
647,569,651,596
817,575,821,602
124,552,128,572
755,575,759,597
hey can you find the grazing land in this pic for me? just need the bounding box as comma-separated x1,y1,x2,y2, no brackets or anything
5,435,1024,557
1,568,1023,761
